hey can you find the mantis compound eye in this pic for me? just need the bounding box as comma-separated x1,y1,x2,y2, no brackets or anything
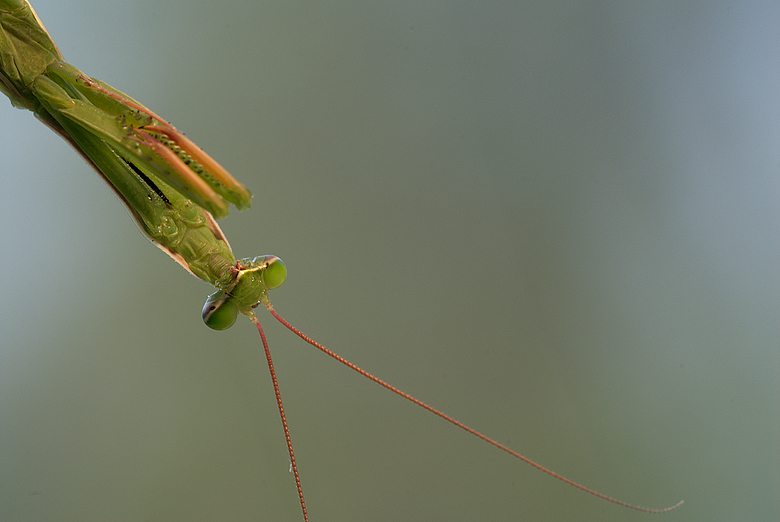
202,290,239,330
262,256,287,290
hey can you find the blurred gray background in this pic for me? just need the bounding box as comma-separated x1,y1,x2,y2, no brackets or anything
1,1,778,520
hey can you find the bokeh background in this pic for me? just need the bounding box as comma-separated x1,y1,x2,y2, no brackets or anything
2,1,778,521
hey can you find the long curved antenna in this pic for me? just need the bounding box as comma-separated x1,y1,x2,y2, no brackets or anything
251,316,309,522
266,305,683,514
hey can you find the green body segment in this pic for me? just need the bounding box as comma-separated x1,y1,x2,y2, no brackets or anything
36,62,251,219
1,0,285,328
0,0,61,110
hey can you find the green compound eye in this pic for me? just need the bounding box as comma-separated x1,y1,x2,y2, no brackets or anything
202,290,239,330
262,256,287,290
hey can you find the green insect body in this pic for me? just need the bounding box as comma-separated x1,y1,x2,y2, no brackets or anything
2,0,283,329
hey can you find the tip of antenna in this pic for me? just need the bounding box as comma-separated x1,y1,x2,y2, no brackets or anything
659,499,684,513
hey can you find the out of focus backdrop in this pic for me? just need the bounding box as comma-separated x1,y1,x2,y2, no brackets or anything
1,1,778,521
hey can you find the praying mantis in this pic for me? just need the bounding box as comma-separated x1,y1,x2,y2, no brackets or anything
1,1,684,519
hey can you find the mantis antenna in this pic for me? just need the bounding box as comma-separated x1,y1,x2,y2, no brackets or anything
246,303,684,520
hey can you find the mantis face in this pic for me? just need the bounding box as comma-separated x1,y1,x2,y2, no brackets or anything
202,256,287,330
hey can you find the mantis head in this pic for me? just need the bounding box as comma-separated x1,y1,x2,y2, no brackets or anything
202,255,287,330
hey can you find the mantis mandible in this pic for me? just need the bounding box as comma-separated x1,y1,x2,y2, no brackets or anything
1,1,683,519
